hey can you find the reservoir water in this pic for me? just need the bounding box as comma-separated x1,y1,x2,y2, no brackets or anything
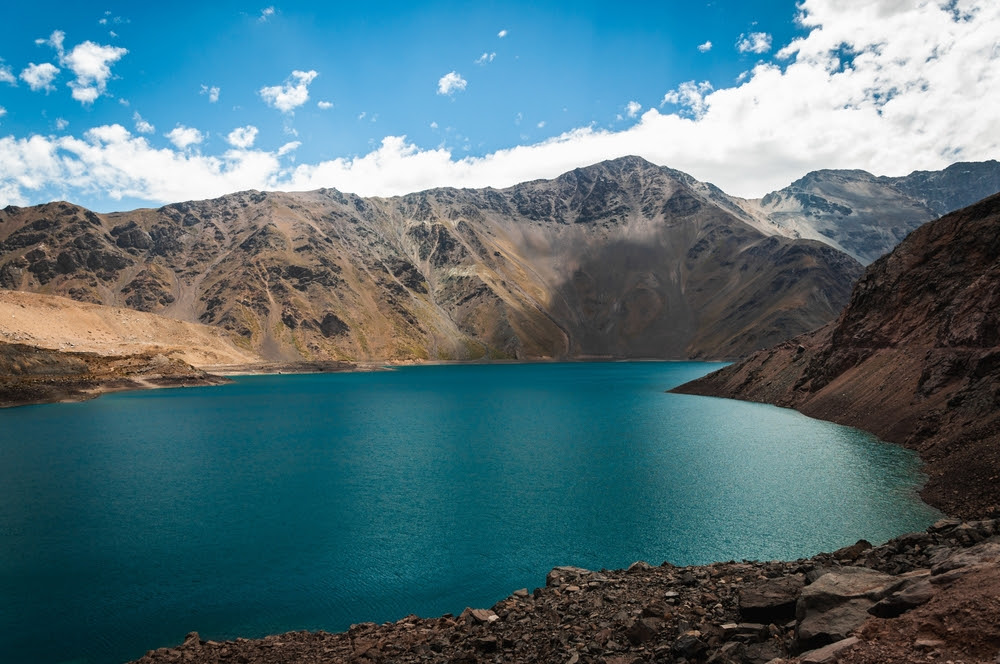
0,362,940,664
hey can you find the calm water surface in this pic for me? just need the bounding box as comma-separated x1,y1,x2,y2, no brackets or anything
0,362,940,664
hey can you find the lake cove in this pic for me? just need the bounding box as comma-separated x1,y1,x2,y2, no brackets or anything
0,362,940,664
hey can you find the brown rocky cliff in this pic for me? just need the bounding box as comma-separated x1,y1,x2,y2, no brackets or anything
674,193,1000,519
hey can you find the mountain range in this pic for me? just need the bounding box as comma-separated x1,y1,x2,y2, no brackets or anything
1,156,997,363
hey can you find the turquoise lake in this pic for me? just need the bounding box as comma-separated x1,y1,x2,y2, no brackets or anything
0,362,941,664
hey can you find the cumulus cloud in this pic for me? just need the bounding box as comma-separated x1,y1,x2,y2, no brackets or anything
317,100,333,109
0,106,6,118
133,112,154,134
697,41,713,53
626,101,642,118
259,6,276,22
166,125,204,149
475,52,496,65
259,70,318,113
227,125,259,149
55,118,69,130
0,62,15,85
437,71,467,95
20,63,60,91
1,1,999,208
497,29,508,38
737,31,772,54
201,84,220,103
52,39,128,104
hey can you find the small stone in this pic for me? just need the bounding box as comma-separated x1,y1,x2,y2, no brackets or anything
459,607,500,624
672,631,708,658
625,617,662,645
475,635,499,652
798,636,859,664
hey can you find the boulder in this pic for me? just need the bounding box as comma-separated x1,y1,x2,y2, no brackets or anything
868,579,937,618
739,575,805,623
796,568,903,650
832,539,872,561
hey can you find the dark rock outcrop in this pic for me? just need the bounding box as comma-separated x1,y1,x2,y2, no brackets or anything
675,192,1000,519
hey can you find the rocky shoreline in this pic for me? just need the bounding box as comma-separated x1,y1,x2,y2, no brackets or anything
130,517,1000,664
0,341,232,408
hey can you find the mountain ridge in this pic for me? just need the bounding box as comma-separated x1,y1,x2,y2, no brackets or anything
0,157,869,363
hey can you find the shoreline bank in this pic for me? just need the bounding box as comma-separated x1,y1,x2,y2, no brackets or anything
129,517,1000,664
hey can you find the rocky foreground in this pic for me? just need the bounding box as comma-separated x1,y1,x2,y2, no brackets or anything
132,518,1000,664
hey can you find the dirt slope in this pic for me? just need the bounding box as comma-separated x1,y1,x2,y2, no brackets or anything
0,290,260,367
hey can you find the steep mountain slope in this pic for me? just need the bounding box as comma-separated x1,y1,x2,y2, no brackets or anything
0,157,863,362
675,193,1000,518
739,160,1000,264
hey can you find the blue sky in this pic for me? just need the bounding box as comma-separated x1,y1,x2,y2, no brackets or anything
0,1,998,211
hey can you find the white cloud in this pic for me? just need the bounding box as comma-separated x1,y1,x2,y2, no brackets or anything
259,6,276,22
737,31,772,54
55,118,68,130
358,111,366,120
166,125,204,149
626,101,642,118
36,30,65,55
201,84,220,103
661,81,713,118
498,29,508,38
277,141,300,156
133,112,154,134
227,125,259,149
317,100,333,109
259,70,318,113
437,71,467,95
475,52,496,65
20,63,60,91
430,121,439,129
0,107,6,118
0,63,15,85
1,1,999,208
697,41,713,53
537,121,546,128
61,40,128,104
